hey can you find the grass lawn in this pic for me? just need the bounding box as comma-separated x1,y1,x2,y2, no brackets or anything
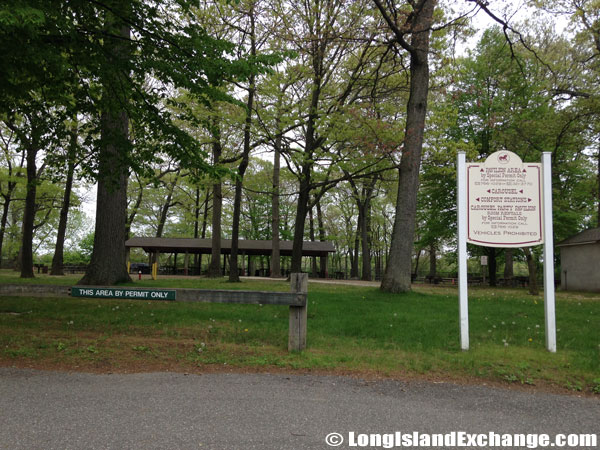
1,269,599,394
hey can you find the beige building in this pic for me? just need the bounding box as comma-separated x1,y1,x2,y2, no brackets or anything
557,228,600,292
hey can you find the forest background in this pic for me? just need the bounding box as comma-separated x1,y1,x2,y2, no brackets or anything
0,0,598,291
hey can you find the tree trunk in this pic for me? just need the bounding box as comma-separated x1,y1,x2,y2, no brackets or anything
194,185,201,240
316,198,327,277
347,175,376,281
380,0,436,293
290,168,311,273
79,108,131,285
290,30,323,274
488,247,497,287
207,182,222,277
228,152,250,282
308,204,318,277
51,127,77,276
351,210,360,278
201,190,209,240
155,169,180,238
79,19,132,286
196,188,210,274
271,131,281,278
229,5,256,282
360,197,372,281
0,196,10,268
207,121,223,278
0,186,15,269
192,185,201,271
428,243,436,279
20,143,38,278
504,248,514,286
524,246,539,295
413,248,422,279
15,245,23,272
342,213,353,278
0,145,21,269
125,175,144,241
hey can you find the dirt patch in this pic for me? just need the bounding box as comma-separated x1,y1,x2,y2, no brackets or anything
1,353,595,398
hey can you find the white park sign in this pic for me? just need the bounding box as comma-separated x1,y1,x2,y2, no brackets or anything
467,151,543,247
457,151,556,353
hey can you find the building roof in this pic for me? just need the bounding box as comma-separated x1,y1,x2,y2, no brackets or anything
125,237,336,257
556,227,600,247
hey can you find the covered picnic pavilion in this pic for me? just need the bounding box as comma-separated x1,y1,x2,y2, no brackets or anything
125,237,336,277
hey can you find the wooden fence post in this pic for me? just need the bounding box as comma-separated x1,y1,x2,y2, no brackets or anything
289,273,308,351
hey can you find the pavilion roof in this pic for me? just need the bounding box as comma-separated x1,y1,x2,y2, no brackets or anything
125,237,336,257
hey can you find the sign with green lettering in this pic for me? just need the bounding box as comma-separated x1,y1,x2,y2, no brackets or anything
71,287,176,300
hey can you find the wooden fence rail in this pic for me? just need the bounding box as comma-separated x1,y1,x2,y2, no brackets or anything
0,273,309,351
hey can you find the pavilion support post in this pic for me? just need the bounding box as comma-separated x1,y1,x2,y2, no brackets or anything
241,251,246,276
184,251,189,276
288,273,308,351
174,252,178,275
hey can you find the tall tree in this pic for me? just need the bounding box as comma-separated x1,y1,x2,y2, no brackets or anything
536,0,600,225
155,169,182,238
268,0,393,273
79,7,132,285
373,0,438,293
229,0,258,282
315,197,327,277
1,1,275,285
4,111,53,278
347,174,379,281
207,118,224,278
270,127,282,277
125,173,145,241
50,123,80,275
0,128,24,268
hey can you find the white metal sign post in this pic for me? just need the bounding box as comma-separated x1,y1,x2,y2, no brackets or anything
457,151,556,352
542,152,556,352
457,151,469,350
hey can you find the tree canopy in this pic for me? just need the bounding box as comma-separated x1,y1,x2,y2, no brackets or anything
1,0,598,289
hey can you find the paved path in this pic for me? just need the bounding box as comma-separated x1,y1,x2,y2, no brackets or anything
240,275,381,288
0,369,598,450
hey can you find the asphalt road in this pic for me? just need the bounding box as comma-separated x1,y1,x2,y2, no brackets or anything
0,368,598,450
